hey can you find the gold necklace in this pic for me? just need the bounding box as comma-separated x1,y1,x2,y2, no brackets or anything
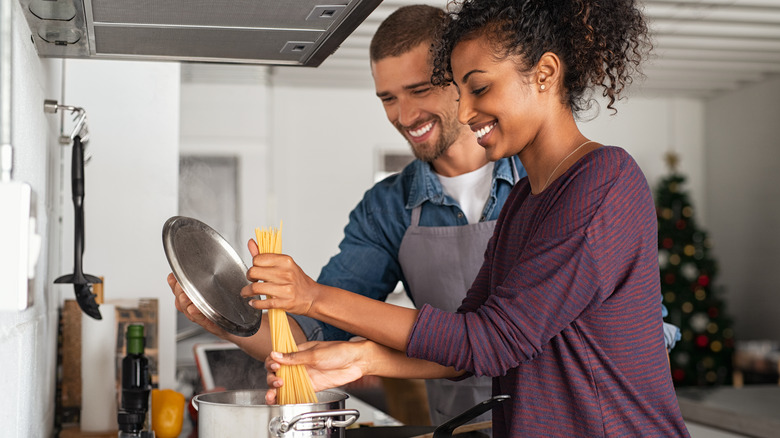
540,140,594,192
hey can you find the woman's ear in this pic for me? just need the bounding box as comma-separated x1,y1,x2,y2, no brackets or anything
536,52,561,92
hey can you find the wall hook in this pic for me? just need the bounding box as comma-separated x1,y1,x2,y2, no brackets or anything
43,99,89,145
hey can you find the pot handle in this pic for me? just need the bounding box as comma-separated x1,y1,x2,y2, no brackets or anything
269,408,360,436
432,394,510,438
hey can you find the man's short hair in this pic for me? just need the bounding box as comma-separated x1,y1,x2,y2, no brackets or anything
369,5,447,62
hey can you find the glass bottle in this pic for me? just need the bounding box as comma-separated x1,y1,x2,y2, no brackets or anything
117,324,154,437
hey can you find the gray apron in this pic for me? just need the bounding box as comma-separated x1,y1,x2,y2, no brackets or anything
397,162,519,428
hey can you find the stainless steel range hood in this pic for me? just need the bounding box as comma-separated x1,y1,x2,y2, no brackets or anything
18,0,382,66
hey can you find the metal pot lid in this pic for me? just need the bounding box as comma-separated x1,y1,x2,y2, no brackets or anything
162,216,261,337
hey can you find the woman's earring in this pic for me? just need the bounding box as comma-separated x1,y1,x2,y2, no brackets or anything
540,84,546,91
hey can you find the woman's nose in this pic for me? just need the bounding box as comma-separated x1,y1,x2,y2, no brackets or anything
457,95,475,126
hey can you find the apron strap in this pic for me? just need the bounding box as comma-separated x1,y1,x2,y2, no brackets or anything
410,205,422,227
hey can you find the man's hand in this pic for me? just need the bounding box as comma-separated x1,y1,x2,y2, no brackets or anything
167,272,230,339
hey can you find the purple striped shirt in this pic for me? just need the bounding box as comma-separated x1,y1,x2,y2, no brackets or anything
407,147,689,437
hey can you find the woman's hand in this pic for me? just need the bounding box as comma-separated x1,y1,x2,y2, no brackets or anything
264,340,369,405
241,239,323,316
167,273,230,339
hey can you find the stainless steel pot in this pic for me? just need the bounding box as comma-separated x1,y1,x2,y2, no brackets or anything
192,389,359,438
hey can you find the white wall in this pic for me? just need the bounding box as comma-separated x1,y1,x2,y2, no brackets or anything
0,2,61,435
705,76,780,341
62,59,180,389
578,97,706,221
268,83,403,275
179,69,272,255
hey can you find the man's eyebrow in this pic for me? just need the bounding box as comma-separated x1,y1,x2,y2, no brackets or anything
376,81,432,98
462,70,486,83
403,81,432,91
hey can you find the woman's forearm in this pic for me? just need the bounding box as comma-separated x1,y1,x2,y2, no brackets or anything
309,283,420,351
361,340,463,380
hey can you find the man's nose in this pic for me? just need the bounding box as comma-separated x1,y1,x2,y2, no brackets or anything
397,99,421,127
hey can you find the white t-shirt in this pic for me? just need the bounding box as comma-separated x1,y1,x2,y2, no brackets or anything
436,162,495,224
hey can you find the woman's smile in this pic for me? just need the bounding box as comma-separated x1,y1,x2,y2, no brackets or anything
472,121,497,147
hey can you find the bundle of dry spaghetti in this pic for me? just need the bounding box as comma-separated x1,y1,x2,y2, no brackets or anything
255,223,318,405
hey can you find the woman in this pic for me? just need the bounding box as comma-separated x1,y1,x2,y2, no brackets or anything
248,0,690,436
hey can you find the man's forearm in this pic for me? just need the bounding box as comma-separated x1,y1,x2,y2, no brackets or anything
227,314,308,361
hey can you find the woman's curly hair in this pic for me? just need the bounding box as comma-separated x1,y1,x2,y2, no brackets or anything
432,0,651,114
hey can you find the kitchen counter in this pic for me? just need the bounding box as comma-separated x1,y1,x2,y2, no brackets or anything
676,385,780,438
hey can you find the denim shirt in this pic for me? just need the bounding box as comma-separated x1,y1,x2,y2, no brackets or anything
290,156,526,342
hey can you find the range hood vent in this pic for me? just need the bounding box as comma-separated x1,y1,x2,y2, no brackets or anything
19,0,382,66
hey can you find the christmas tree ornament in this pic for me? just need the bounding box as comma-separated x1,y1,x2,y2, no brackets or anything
681,263,698,281
675,351,690,366
690,313,709,332
658,250,669,268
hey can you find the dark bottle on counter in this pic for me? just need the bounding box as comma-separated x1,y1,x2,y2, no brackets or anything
117,324,155,438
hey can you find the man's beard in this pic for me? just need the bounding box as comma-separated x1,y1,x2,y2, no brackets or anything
396,114,462,163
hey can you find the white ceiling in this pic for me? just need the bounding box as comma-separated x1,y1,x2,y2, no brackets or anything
261,0,780,99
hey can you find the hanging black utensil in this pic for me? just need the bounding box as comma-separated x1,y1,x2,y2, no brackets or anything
55,135,102,320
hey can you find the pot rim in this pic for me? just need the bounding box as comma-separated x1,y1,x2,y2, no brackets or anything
193,389,349,408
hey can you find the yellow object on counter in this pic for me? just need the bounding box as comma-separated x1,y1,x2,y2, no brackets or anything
151,389,186,438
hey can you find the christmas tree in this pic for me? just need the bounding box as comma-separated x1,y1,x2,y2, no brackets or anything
655,152,734,386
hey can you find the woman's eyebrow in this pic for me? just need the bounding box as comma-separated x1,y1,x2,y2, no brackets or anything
462,69,486,83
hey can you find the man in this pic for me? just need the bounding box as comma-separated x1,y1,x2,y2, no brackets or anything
170,5,522,427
